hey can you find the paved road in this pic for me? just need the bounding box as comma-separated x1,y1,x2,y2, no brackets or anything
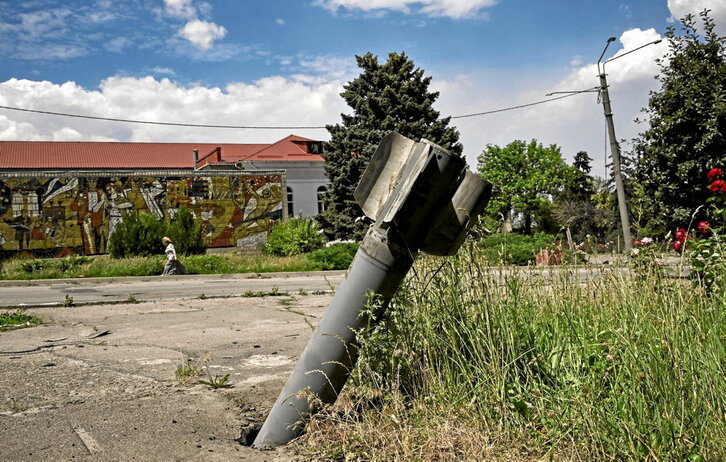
0,263,688,309
1,294,331,461
0,271,346,308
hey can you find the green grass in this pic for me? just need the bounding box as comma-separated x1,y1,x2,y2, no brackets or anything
300,244,725,461
175,357,202,385
199,373,231,389
0,309,42,331
0,250,352,281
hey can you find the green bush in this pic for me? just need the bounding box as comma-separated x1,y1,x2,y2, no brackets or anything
108,211,167,258
479,232,555,265
167,206,205,256
306,242,359,270
107,206,205,259
264,217,326,257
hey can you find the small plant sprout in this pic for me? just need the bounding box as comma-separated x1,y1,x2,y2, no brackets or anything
175,356,202,384
63,294,75,307
199,373,231,389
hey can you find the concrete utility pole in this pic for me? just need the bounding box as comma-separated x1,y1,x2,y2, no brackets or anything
597,36,661,251
252,132,491,449
598,37,633,251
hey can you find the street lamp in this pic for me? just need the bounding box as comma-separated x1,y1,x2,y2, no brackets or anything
597,36,661,251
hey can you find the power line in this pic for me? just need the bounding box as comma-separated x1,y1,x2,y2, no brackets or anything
450,88,597,119
0,104,326,129
0,90,590,130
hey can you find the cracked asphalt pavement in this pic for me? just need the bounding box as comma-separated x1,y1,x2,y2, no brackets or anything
0,293,332,461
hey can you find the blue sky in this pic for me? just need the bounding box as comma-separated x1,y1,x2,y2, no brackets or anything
1,0,724,175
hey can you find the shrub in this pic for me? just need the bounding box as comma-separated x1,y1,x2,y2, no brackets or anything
479,232,555,265
108,211,167,258
673,167,725,296
306,242,359,270
167,206,206,256
264,217,326,257
108,206,205,259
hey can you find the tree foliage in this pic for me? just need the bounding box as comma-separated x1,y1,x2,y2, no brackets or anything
108,211,166,259
553,151,609,242
318,51,462,240
561,151,596,202
167,206,205,256
108,205,205,258
478,139,570,235
632,10,726,233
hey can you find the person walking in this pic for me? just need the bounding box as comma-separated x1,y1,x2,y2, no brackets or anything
161,236,185,275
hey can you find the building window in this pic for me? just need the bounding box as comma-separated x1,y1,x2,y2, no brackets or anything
287,187,294,217
317,186,328,214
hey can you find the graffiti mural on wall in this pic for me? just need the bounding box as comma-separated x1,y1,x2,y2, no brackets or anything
0,172,284,257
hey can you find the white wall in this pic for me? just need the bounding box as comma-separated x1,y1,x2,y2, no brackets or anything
246,160,328,219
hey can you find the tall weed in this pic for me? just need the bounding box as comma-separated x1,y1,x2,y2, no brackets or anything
327,244,726,461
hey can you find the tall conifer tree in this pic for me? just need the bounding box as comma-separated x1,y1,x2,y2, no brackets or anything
317,52,462,240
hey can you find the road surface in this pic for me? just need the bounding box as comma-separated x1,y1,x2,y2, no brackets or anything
0,271,346,308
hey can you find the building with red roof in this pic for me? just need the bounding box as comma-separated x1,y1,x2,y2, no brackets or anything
0,135,328,257
0,134,328,218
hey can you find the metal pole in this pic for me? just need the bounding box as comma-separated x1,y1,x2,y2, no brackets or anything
598,72,633,250
252,224,414,448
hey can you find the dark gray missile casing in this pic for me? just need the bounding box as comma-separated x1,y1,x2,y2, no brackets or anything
252,133,491,448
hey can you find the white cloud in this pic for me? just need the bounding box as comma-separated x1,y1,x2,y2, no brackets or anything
296,55,358,79
276,18,285,25
314,0,497,19
619,4,632,20
82,10,116,24
0,74,348,144
569,56,583,67
0,26,673,180
13,42,88,60
163,1,227,51
164,0,197,19
433,28,668,177
52,127,83,141
668,0,726,33
15,8,73,40
104,37,131,53
152,67,176,76
178,19,227,50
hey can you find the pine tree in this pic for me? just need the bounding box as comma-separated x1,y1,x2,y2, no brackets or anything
561,151,595,202
632,10,725,233
317,52,462,240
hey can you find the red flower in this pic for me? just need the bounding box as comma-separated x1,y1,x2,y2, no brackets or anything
710,179,725,192
707,168,722,182
672,240,683,253
675,228,688,241
698,221,711,234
